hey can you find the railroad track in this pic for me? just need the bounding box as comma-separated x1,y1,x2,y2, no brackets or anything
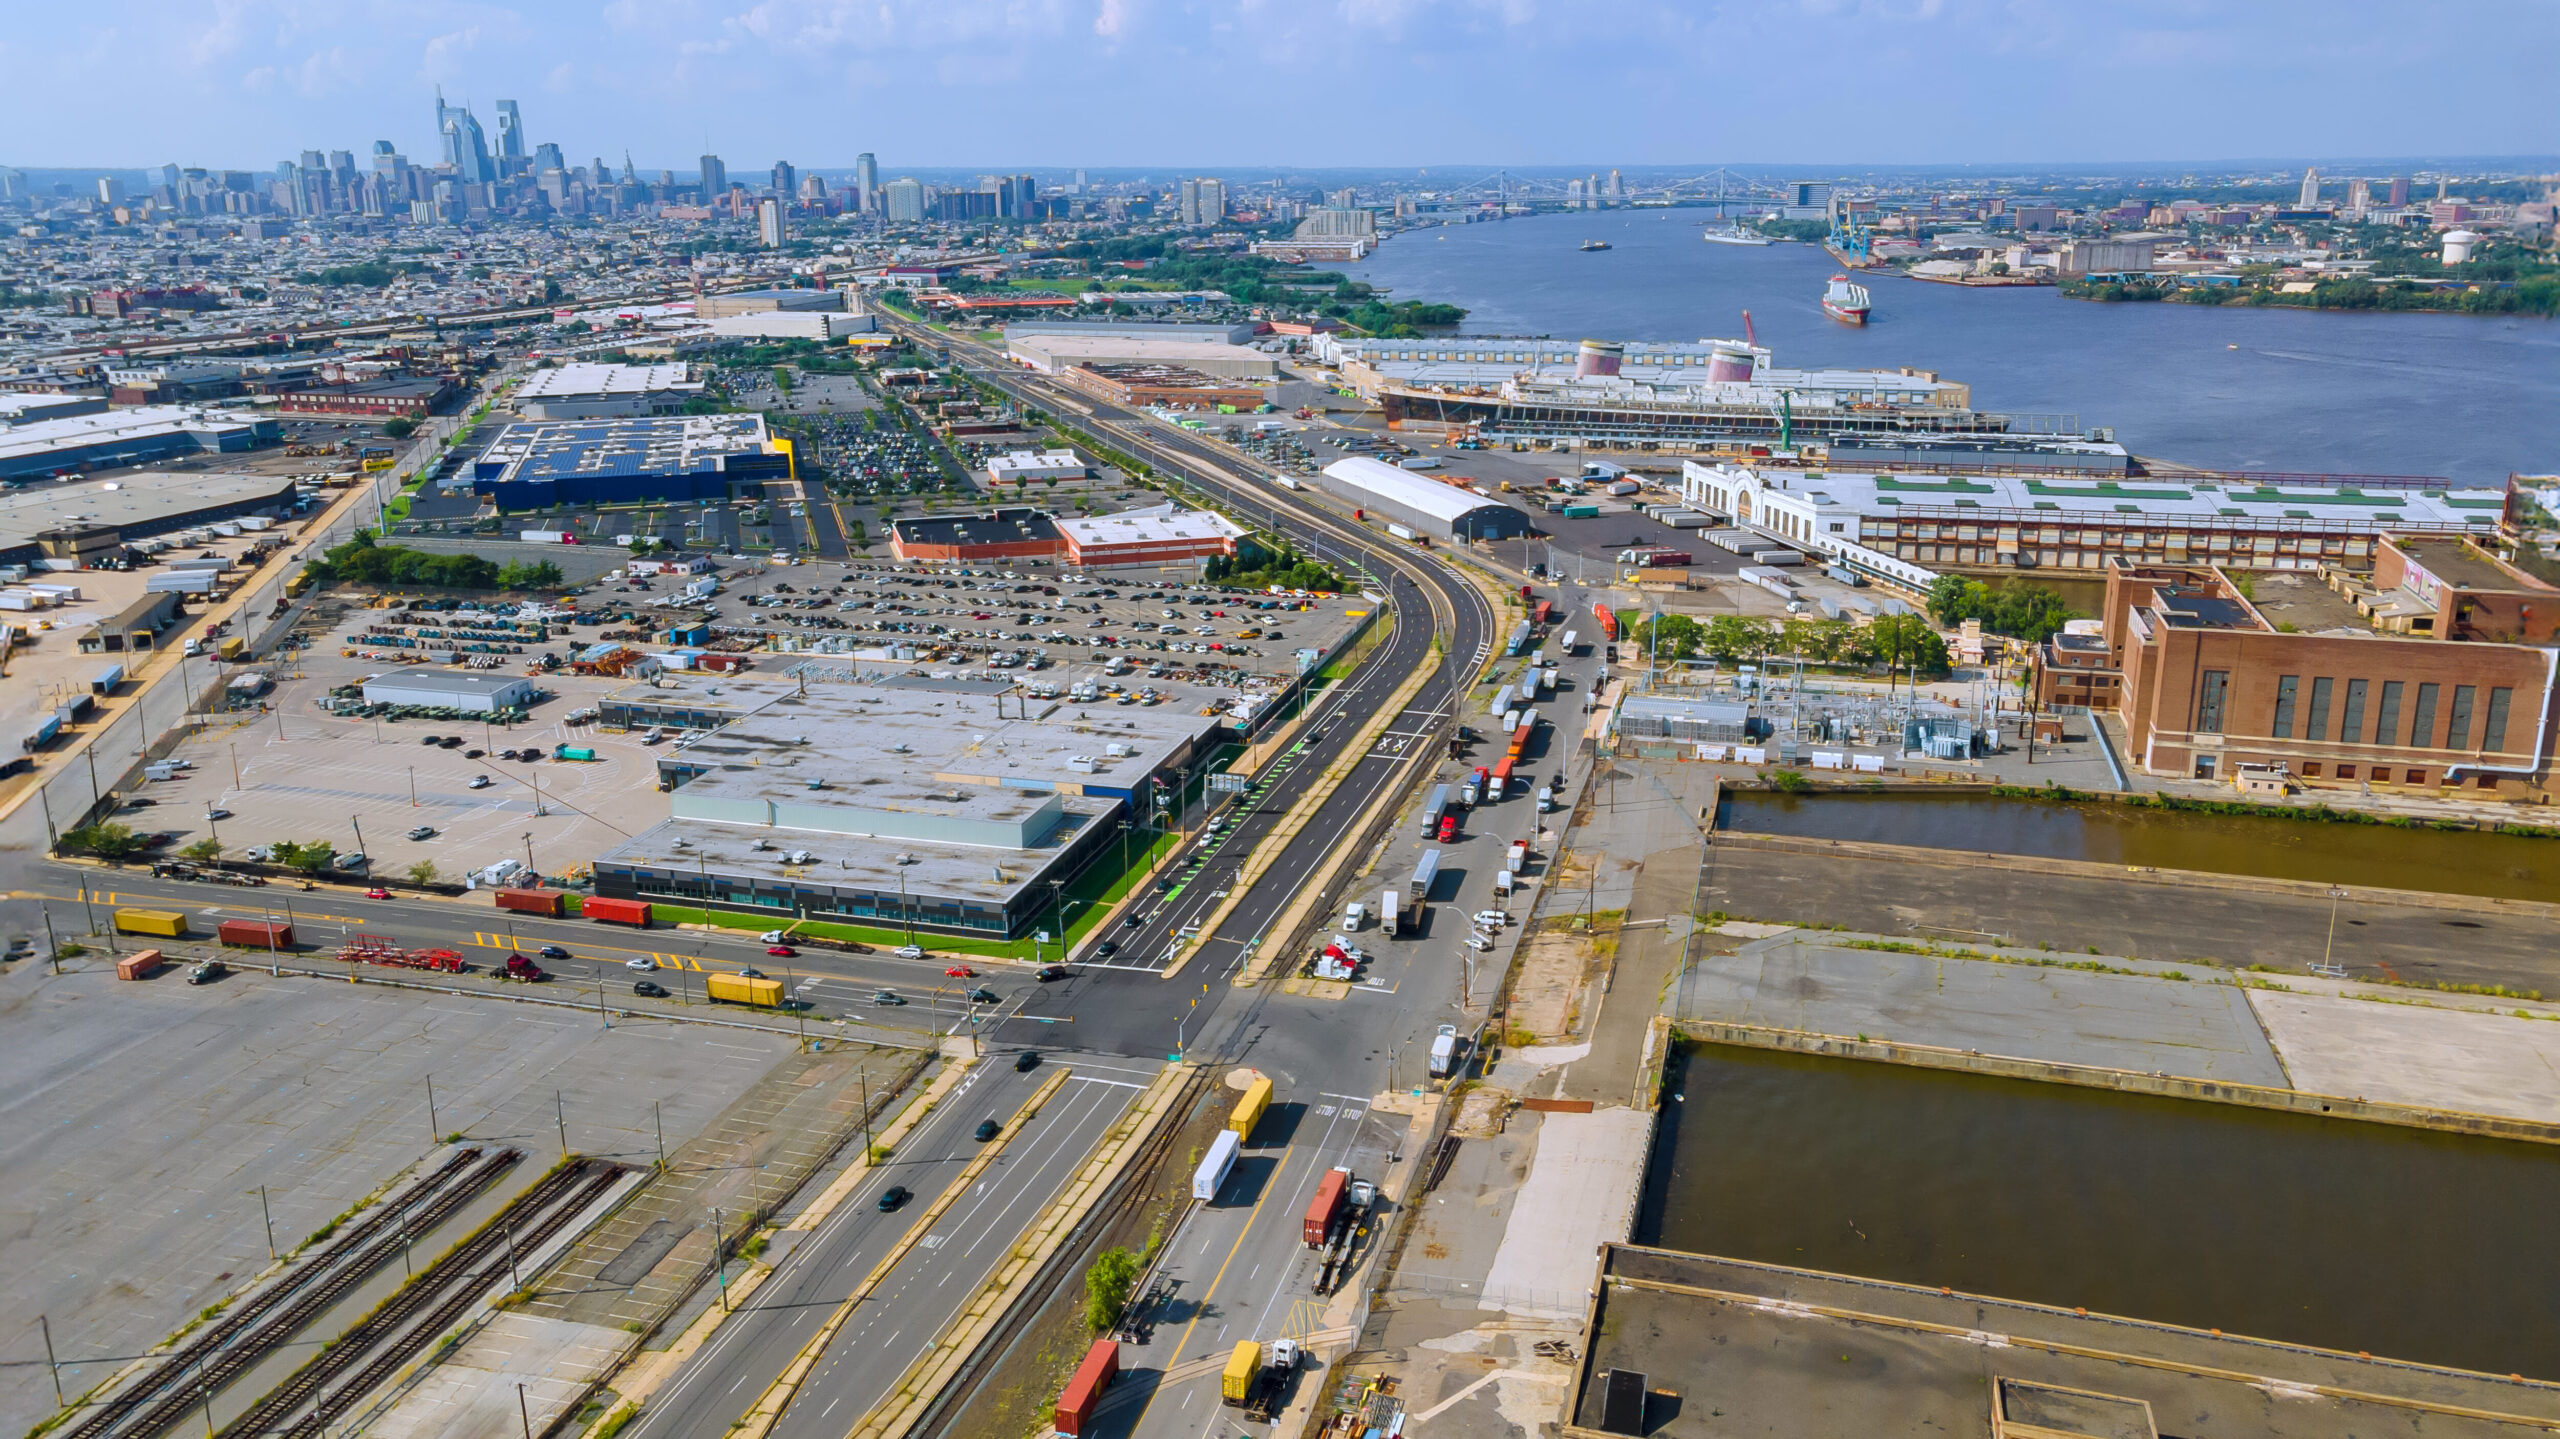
62,1146,520,1439
217,1157,624,1439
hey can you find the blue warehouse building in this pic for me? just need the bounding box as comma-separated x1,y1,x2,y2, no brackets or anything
466,414,790,510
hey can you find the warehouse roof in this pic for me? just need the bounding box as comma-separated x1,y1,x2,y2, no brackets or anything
1319,456,1526,527
1008,333,1279,376
471,414,771,486
0,405,265,468
1056,509,1243,549
359,671,535,699
890,508,1061,549
515,362,699,402
0,471,298,550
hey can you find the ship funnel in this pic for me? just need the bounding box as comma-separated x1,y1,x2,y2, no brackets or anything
1705,342,1755,384
1574,340,1623,379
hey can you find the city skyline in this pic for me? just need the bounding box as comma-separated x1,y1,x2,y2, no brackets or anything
1,1,2553,169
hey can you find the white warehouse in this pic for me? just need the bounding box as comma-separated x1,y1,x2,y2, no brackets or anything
359,672,538,713
1316,457,1535,542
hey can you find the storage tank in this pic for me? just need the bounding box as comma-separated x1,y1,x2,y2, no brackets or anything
1573,340,1623,379
2442,229,2481,264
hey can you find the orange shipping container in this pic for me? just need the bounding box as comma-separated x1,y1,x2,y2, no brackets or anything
116,949,165,981
1054,1340,1120,1436
583,896,651,927
216,919,293,949
495,888,564,917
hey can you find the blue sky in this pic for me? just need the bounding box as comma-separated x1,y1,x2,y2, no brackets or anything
6,0,2554,171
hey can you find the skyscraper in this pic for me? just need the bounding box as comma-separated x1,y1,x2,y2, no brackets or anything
1179,177,1224,226
495,100,525,162
533,142,565,174
758,196,786,247
855,153,879,211
2298,166,2320,207
883,177,924,222
699,154,727,198
437,91,495,184
771,161,797,197
2388,175,2409,207
1073,168,1087,195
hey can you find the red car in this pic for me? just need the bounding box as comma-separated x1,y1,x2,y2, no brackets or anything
944,965,977,978
364,887,391,899
765,944,798,957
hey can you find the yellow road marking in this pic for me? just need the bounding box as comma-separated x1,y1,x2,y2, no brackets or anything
1158,1133,1328,1377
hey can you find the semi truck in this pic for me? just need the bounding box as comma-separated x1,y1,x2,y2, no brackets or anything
707,972,784,1008
1304,1167,1350,1248
1419,783,1452,836
1053,1340,1120,1437
1380,889,1403,936
1408,849,1441,900
1342,900,1365,931
1220,1339,1294,1418
1428,1023,1461,1080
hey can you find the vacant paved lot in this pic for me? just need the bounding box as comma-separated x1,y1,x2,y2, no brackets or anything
0,960,789,1436
1697,841,2560,994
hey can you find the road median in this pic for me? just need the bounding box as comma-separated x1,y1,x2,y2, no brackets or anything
729,1062,1071,1439
845,1060,1194,1439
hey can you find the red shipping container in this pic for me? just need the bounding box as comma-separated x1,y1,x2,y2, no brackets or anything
1054,1339,1120,1436
116,949,164,981
495,888,564,917
1303,1167,1348,1248
216,919,293,949
583,896,651,927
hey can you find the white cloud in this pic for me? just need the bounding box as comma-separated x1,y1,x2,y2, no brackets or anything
1095,0,1126,38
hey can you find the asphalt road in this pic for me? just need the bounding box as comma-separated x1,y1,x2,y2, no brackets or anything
621,1054,1158,1439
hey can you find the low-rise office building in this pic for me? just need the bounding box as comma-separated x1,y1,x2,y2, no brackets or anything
889,508,1063,564
1057,509,1243,568
984,449,1089,487
1682,460,2515,593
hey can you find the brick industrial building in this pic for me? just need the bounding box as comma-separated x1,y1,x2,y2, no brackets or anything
887,505,1241,568
1057,362,1267,412
2040,538,2557,801
270,375,456,417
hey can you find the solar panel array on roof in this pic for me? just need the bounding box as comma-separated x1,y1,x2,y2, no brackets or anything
470,415,785,508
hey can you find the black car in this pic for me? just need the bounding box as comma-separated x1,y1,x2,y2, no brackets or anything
739,967,769,980
420,734,442,745
633,979,669,998
973,1119,1002,1142
1036,964,1069,980
1014,1050,1041,1072
876,1185,912,1212
969,986,999,1004
1122,913,1145,929
538,944,570,959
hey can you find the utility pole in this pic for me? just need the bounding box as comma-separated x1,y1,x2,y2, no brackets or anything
257,1186,276,1260
654,1101,666,1169
555,1089,568,1158
39,1315,62,1407
426,1074,439,1145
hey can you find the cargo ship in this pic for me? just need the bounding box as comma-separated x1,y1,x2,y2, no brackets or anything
1821,274,1872,325
1700,226,1772,247
1579,239,1612,252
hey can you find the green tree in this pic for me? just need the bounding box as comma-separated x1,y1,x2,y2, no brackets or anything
180,838,226,863
1084,1247,1142,1334
1700,616,1776,662
1868,613,1953,695
273,840,337,875
62,821,146,861
382,417,417,439
405,859,441,887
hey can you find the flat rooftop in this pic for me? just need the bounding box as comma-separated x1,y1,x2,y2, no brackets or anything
890,509,1061,549
1575,1247,2560,1439
2392,536,2545,594
0,471,298,548
2234,569,2374,636
515,362,699,401
471,414,770,485
1700,462,2508,531
2149,581,2260,630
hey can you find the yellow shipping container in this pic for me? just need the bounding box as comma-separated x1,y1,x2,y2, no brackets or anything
113,908,189,939
1220,1341,1261,1405
216,637,246,660
706,972,784,1007
1228,1076,1273,1142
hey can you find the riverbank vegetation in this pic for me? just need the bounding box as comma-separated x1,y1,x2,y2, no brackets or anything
2065,273,2560,315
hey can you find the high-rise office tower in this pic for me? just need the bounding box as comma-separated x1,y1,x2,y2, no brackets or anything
437,91,495,184
800,173,828,203
2388,175,2409,207
855,152,878,210
2346,178,2371,214
300,149,325,173
2298,167,2320,207
97,176,125,203
495,100,525,161
533,142,565,173
757,196,785,248
699,154,727,198
771,161,797,197
1073,168,1087,195
882,177,924,222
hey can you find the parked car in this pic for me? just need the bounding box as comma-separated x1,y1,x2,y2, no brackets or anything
420,734,442,746
759,930,789,943
205,808,232,821
1462,933,1494,952
633,980,670,998
336,852,368,869
406,826,435,841
468,775,492,789
1472,910,1510,929
187,960,228,985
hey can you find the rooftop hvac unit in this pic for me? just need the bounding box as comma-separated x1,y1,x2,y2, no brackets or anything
1105,742,1130,757
786,850,814,864
670,837,690,849
895,852,917,865
753,838,774,851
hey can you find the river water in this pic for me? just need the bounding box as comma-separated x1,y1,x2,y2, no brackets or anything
1717,790,2558,900
1640,1042,2560,1379
1340,209,2559,485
